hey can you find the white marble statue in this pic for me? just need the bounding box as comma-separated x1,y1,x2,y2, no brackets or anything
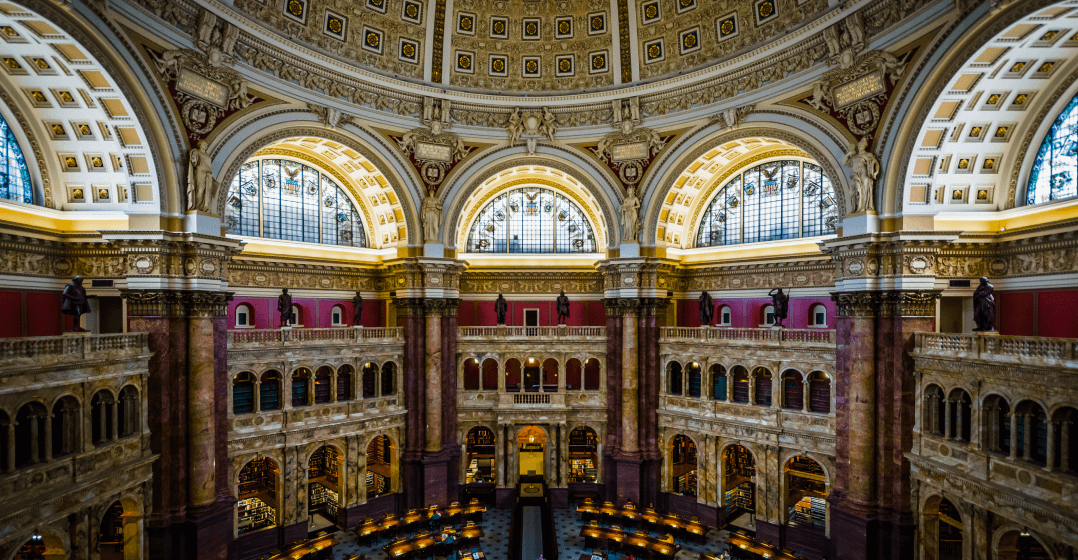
843,137,879,213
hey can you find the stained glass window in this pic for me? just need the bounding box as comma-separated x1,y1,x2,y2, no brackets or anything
696,160,836,247
465,186,597,253
0,113,33,205
224,158,367,247
1027,93,1078,205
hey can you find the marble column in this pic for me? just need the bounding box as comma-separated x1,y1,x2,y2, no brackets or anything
1009,413,1019,459
424,303,443,452
803,380,812,411
1047,422,1057,471
188,312,217,507
944,399,952,440
43,412,52,461
621,304,639,456
395,297,426,510
1062,421,1071,472
5,421,14,471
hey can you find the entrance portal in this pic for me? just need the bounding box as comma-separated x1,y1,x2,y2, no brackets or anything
517,426,547,479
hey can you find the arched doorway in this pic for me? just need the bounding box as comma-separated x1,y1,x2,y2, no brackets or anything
13,533,65,560
669,434,697,496
237,457,279,535
997,529,1051,560
307,446,342,529
366,435,395,498
98,499,139,560
722,444,756,526
785,456,827,532
517,426,546,479
923,496,963,560
465,427,495,484
568,426,598,483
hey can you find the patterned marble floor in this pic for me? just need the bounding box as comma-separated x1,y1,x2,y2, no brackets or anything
325,503,733,560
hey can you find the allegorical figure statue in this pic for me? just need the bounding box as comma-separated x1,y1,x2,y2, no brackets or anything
352,292,363,326
973,277,995,332
187,141,214,212
620,186,641,242
556,290,570,325
768,288,790,327
843,136,879,213
277,288,295,327
422,190,442,242
494,294,508,325
60,275,91,332
698,291,715,326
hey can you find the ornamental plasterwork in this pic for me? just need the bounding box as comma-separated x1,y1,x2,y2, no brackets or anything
670,259,835,293
229,260,386,291
394,124,472,191
121,0,934,132
589,123,668,189
459,270,603,294
150,48,260,144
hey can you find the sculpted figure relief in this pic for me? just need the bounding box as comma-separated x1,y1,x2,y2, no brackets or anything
506,108,524,145
844,137,879,213
422,190,442,242
187,141,214,212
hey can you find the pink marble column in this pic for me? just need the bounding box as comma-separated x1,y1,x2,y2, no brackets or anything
188,314,217,507
620,305,639,456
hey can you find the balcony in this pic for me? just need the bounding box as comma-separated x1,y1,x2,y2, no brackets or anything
457,326,606,341
0,333,149,379
914,332,1078,370
659,326,835,345
227,327,403,347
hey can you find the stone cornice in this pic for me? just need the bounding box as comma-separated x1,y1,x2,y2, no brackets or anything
832,290,941,317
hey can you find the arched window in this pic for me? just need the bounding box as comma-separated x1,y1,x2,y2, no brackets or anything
0,410,10,471
118,386,138,437
260,371,281,411
362,362,377,398
0,113,33,204
718,305,732,326
289,305,301,327
91,390,115,445
482,358,499,390
809,304,827,327
947,389,972,442
51,396,80,457
336,365,354,401
686,362,702,398
754,367,773,406
233,372,255,414
696,160,836,247
982,394,1010,455
762,305,776,326
924,385,945,436
465,186,597,253
710,365,727,401
225,158,368,247
466,427,495,483
667,361,683,395
565,358,582,390
235,304,253,328
380,362,396,395
583,358,601,391
1027,92,1078,205
732,367,750,403
782,370,804,410
291,369,311,407
314,366,333,404
808,372,831,413
15,402,47,467
330,305,345,326
463,358,480,390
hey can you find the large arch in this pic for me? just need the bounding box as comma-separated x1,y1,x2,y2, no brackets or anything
212,112,420,245
0,0,180,214
440,146,622,251
641,121,852,245
885,0,1078,215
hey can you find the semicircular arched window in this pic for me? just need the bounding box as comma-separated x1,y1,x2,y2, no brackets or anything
224,158,367,247
0,113,33,205
1027,93,1078,205
465,186,597,253
696,160,836,248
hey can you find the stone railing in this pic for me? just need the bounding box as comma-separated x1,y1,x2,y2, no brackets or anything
0,333,148,364
228,327,404,346
659,326,836,345
457,326,606,340
914,332,1078,369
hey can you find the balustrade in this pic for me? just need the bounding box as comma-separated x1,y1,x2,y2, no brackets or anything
228,326,404,346
457,325,605,339
914,332,1078,366
0,333,147,362
659,326,835,344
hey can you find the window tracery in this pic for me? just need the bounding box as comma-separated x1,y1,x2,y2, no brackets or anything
225,158,367,247
1027,93,1078,205
465,186,597,253
0,113,33,205
696,160,835,247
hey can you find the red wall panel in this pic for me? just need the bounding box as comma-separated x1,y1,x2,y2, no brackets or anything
999,292,1036,336
1038,291,1078,338
26,292,62,336
0,291,22,338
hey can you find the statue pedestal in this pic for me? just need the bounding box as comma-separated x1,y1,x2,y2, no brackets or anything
842,211,879,236
497,324,506,337
62,330,91,336
184,211,220,237
280,326,292,330
423,243,444,257
771,325,784,330
353,325,363,328
620,243,640,258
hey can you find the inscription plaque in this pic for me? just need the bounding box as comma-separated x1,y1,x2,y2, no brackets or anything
611,142,648,162
176,69,229,107
832,71,885,108
416,142,452,162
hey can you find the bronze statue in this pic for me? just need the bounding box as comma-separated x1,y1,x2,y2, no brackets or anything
768,288,790,327
698,291,715,325
277,288,295,327
352,292,363,326
973,277,995,332
60,275,91,332
495,294,508,325
556,290,570,325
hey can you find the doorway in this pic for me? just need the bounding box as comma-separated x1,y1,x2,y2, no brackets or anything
517,426,546,479
523,357,541,392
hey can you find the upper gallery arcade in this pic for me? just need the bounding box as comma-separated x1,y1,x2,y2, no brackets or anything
1,0,1078,559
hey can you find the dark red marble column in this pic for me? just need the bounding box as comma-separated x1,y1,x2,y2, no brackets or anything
638,299,664,508
829,291,938,560
396,298,427,511
602,300,622,502
441,309,460,503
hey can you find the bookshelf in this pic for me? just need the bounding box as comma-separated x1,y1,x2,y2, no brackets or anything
723,482,755,517
713,374,727,401
233,382,254,414
309,482,338,516
309,447,340,480
788,496,826,530
238,496,276,534
724,445,755,488
238,457,278,534
568,458,597,483
674,470,698,496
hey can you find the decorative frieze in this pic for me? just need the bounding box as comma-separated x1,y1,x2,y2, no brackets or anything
831,290,940,318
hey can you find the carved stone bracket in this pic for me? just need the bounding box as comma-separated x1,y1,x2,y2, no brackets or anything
832,290,941,318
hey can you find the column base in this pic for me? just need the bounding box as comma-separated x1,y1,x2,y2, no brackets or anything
185,500,234,560
549,487,569,509
495,488,517,508
828,499,875,560
607,456,642,505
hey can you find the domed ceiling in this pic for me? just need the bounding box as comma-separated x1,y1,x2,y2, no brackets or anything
232,0,832,95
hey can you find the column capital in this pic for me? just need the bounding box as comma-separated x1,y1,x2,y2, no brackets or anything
120,289,233,317
831,290,941,318
602,297,668,317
